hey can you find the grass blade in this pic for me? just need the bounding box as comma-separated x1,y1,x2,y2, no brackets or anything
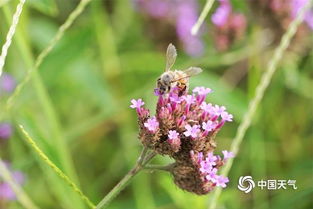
0,0,26,77
19,125,96,209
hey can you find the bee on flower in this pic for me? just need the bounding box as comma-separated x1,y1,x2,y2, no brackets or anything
129,44,234,194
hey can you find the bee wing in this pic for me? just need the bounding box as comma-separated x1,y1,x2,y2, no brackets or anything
165,43,177,71
183,67,203,77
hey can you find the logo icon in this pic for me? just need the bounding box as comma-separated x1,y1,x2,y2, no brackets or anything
238,176,255,193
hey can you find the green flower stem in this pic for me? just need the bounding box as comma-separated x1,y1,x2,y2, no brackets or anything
19,125,96,209
95,148,156,209
208,1,313,209
0,160,39,209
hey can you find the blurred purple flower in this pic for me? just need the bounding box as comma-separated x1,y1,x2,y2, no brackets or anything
0,163,25,201
0,123,12,140
134,0,204,56
176,0,204,56
134,0,172,18
211,0,247,51
0,73,16,94
211,0,231,26
291,0,313,29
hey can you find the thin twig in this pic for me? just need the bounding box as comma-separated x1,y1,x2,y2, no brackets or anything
0,160,40,209
0,0,26,77
19,125,96,209
208,1,313,209
6,0,93,109
191,0,216,35
95,147,156,209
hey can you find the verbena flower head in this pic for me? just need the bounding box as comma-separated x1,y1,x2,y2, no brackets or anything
0,162,25,201
134,0,204,57
211,0,247,51
130,84,234,194
0,123,12,140
0,73,16,95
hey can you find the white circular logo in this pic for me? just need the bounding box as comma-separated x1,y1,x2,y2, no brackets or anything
238,176,255,193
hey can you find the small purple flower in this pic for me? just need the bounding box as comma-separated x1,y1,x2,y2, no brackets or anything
211,0,231,27
130,98,145,109
205,168,218,182
215,176,229,188
193,87,213,103
182,95,195,105
144,117,159,133
167,130,181,151
221,112,233,122
214,105,226,116
193,87,212,96
154,88,163,96
0,123,12,140
130,98,146,115
168,130,179,140
184,124,201,138
0,73,16,94
200,102,214,113
200,161,212,173
222,150,235,161
205,152,217,167
202,121,216,133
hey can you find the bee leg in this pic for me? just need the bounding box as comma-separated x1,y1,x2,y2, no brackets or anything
167,85,171,93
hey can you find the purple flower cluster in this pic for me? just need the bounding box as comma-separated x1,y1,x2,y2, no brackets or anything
130,85,234,194
211,0,247,51
133,0,203,56
0,162,25,201
191,150,234,188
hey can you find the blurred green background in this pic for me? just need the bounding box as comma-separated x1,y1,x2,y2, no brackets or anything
0,0,312,208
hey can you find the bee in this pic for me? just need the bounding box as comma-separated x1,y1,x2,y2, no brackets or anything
156,43,203,95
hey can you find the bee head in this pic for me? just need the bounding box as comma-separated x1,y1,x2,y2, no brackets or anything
160,73,173,85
